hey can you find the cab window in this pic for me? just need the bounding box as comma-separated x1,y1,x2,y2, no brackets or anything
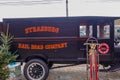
97,24,110,39
79,24,93,37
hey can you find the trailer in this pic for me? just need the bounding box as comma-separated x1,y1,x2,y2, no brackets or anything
0,16,120,80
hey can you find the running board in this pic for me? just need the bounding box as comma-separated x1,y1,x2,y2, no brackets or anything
48,58,86,62
109,64,120,72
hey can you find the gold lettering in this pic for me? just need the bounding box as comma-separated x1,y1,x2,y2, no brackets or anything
18,43,30,49
33,27,37,32
24,26,60,34
47,27,51,32
18,42,67,50
56,28,59,33
29,27,33,33
31,44,44,50
25,28,29,34
45,42,68,49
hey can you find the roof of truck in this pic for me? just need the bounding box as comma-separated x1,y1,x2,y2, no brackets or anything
3,16,120,23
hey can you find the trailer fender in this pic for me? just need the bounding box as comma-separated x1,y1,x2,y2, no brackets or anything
25,54,48,63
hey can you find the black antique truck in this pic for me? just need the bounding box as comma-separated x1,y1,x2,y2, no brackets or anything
0,16,120,80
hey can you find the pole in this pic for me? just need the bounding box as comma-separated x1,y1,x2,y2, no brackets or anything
66,0,68,17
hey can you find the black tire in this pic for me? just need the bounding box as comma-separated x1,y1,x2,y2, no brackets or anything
24,59,49,80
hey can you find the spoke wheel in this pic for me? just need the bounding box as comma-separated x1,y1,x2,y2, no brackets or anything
24,59,49,80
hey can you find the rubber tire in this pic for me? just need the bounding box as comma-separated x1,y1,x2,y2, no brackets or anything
24,59,49,80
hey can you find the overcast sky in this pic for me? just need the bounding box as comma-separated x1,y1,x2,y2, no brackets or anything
0,0,120,21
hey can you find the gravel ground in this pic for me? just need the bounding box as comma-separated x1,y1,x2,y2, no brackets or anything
7,64,120,80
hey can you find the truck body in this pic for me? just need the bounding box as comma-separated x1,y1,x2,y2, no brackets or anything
1,16,120,80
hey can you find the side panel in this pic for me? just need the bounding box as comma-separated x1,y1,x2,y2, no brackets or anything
4,17,117,63
4,19,79,37
4,19,84,62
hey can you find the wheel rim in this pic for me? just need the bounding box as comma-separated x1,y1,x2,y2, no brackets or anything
27,63,45,80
